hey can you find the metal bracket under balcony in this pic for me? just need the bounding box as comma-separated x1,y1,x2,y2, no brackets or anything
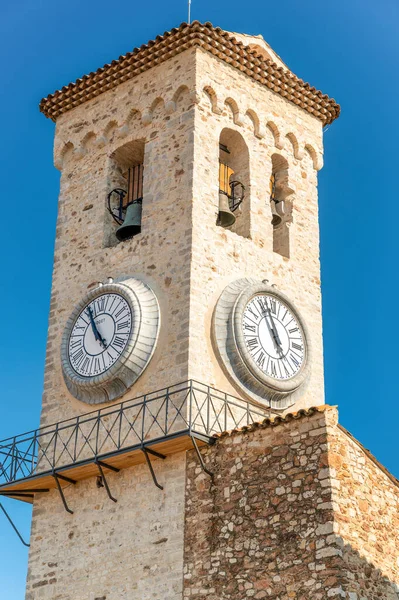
0,380,267,508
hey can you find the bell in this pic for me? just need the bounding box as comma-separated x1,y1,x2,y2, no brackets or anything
218,192,236,228
116,200,142,241
271,199,285,227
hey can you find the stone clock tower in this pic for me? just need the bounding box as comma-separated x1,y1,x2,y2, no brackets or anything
2,20,398,600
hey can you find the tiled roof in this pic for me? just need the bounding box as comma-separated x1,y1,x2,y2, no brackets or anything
213,405,329,438
39,21,340,124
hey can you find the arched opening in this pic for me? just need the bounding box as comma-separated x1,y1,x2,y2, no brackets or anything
218,128,250,239
270,154,293,258
104,140,145,247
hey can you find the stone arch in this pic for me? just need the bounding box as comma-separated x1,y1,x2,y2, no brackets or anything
62,141,75,159
142,97,165,124
224,97,243,125
168,85,191,114
150,97,165,117
245,109,264,139
126,108,142,124
266,121,284,149
81,131,97,149
103,120,118,141
118,109,142,137
285,132,303,159
172,84,190,104
55,141,74,170
203,85,220,113
304,144,323,171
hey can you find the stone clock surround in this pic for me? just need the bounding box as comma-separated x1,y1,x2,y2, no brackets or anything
61,277,160,404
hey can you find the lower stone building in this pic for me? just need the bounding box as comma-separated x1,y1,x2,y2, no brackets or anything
24,404,399,599
184,406,399,600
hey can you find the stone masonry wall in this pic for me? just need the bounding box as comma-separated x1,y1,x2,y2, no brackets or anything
183,407,341,600
26,451,187,600
189,47,325,412
183,406,399,600
328,423,399,599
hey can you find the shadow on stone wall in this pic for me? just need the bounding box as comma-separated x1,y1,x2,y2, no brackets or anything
340,541,399,600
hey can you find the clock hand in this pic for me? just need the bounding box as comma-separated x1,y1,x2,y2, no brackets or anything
262,307,282,354
87,307,107,349
87,307,99,340
263,301,283,352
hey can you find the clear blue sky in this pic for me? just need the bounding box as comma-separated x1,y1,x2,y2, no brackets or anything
0,0,398,597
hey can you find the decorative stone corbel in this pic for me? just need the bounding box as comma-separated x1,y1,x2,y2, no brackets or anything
54,156,63,171
73,147,87,159
117,125,129,138
95,136,107,149
189,90,201,105
165,101,176,115
255,124,266,139
142,112,152,125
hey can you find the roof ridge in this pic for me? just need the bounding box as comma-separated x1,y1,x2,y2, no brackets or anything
213,404,334,439
39,21,340,124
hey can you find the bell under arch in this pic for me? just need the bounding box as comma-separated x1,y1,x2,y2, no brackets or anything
218,127,250,239
104,139,145,247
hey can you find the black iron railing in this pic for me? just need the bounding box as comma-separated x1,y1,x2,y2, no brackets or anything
0,381,267,488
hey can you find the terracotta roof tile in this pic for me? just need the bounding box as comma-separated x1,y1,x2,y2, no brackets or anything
39,21,340,124
213,404,330,439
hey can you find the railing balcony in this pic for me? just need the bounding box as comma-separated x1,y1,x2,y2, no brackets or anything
0,381,267,504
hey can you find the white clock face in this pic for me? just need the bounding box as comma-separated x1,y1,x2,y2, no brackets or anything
68,293,132,377
242,293,305,380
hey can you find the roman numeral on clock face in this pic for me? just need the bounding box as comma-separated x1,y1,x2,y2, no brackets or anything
71,348,84,367
256,351,265,370
114,306,127,319
247,306,259,321
112,335,127,350
291,342,303,352
246,337,259,350
70,339,83,350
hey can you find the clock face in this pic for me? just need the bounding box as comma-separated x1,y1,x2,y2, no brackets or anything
68,293,132,377
242,294,305,381
61,278,160,404
213,278,311,408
